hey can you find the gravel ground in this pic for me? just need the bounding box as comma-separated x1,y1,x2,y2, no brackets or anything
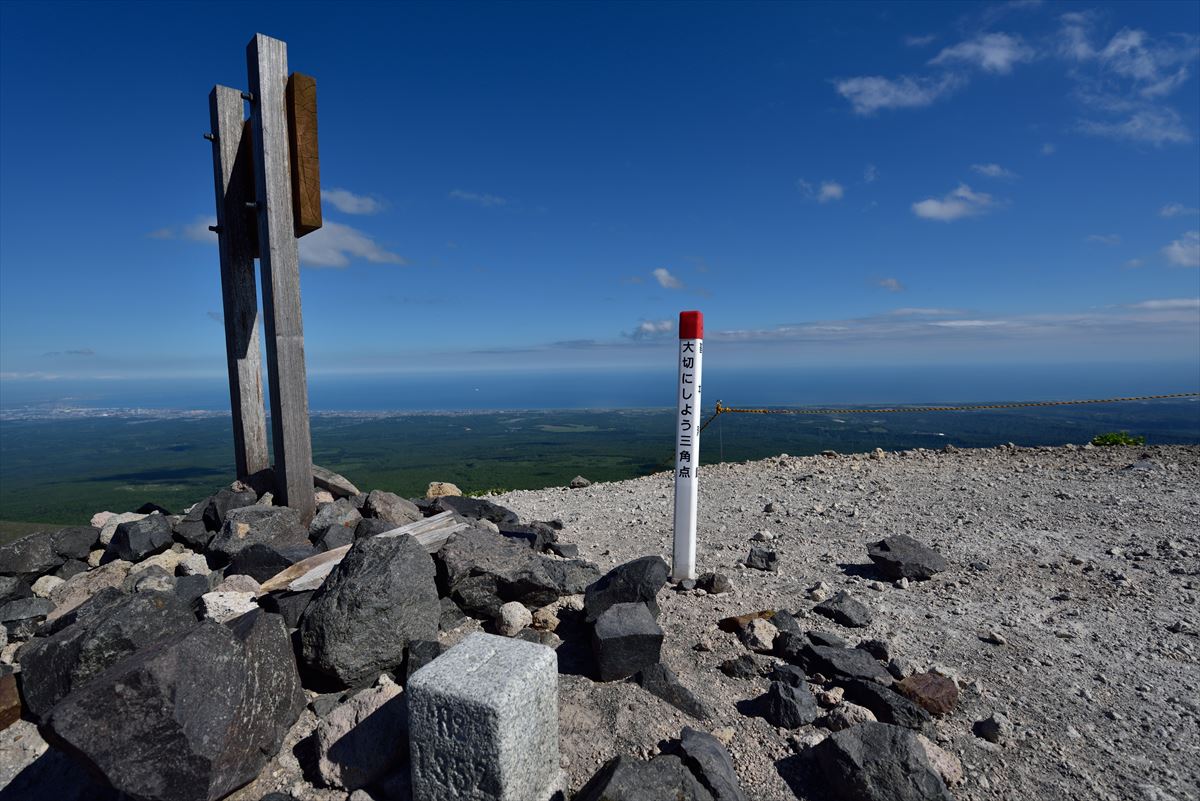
490,443,1200,801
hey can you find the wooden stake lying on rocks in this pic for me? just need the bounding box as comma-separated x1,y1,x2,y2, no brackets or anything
258,512,470,594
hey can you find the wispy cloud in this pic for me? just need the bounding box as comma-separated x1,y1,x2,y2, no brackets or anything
652,268,683,289
321,188,382,215
1160,202,1200,218
833,73,966,115
146,216,216,242
43,348,95,358
1040,142,1056,155
1079,108,1191,146
863,164,878,183
970,163,1017,179
299,221,406,268
930,33,1036,74
1087,233,1121,246
877,278,905,292
1127,298,1199,310
206,311,224,324
904,34,936,48
629,319,674,340
889,307,964,316
448,189,509,208
1124,258,1144,269
818,182,845,203
1163,231,1200,267
912,184,995,222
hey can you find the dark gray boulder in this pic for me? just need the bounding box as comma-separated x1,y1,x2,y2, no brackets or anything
314,524,355,552
51,527,100,561
867,535,949,581
259,589,314,628
801,645,893,686
173,502,212,550
437,527,600,618
438,597,468,632
814,591,873,628
584,555,669,622
843,680,932,730
174,573,217,606
808,630,849,648
353,517,394,541
299,533,439,685
42,610,305,801
576,754,715,801
719,654,763,680
768,663,808,687
592,602,663,682
679,727,748,801
208,506,315,582
308,498,361,540
0,575,32,604
1,596,54,639
634,663,712,719
0,531,62,579
547,541,580,558
771,609,803,636
761,680,819,728
362,490,421,527
811,722,953,801
431,495,520,526
201,488,258,532
696,572,731,594
54,559,89,581
104,514,173,563
745,546,778,572
404,639,447,681
16,589,196,719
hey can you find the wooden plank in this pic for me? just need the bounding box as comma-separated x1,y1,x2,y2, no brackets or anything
247,34,315,524
258,512,469,594
208,86,269,480
285,73,322,236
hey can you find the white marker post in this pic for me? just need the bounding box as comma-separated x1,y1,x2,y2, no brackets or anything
672,310,703,582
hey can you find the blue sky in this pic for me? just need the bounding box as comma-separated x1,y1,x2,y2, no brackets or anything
1,0,1198,387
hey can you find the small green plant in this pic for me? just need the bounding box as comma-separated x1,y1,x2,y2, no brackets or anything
1091,431,1145,447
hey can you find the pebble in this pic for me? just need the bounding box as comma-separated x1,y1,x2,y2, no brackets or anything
496,601,532,636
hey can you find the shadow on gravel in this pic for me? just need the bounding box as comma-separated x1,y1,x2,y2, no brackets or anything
776,751,823,801
0,745,121,801
292,731,324,786
838,562,885,581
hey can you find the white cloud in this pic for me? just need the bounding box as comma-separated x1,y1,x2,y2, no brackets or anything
833,73,966,115
321,188,382,215
1041,142,1056,155
147,216,217,242
630,319,673,339
970,163,1016,179
1124,258,1144,269
652,268,683,289
818,182,845,203
904,34,936,48
1160,203,1200,218
876,278,905,292
863,164,878,183
1163,231,1200,267
448,189,509,207
299,221,406,268
1087,234,1121,246
912,184,995,222
889,307,963,316
1127,298,1200,310
930,32,1036,74
1079,108,1191,145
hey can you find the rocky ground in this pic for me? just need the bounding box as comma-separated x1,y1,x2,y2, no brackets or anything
0,443,1197,801
493,443,1200,801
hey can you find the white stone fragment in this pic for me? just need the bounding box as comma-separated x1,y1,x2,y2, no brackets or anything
408,633,562,801
496,601,532,636
199,591,259,623
31,575,65,599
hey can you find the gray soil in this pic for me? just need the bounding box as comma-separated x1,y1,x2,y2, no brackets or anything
487,443,1199,801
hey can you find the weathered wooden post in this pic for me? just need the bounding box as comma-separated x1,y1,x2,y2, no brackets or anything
207,88,269,482
245,33,317,523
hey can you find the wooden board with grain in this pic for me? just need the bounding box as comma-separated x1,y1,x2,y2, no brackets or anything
285,72,322,237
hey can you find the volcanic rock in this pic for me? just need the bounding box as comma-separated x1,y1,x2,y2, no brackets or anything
432,495,521,526
867,535,949,581
0,664,20,729
719,654,764,680
0,531,62,579
258,589,314,628
584,555,670,622
299,532,439,685
896,672,959,717
16,589,196,719
767,663,808,687
362,490,421,527
0,597,54,639
425,481,461,499
593,601,664,681
696,572,731,594
811,722,952,801
497,600,533,636
199,591,259,623
308,497,361,540
679,727,748,801
207,506,315,583
825,702,878,731
312,464,360,498
973,712,1012,744
315,677,408,790
761,680,820,728
745,546,778,572
404,639,447,681
50,527,100,561
201,488,258,533
104,514,174,564
0,576,32,605
570,475,592,488
801,645,893,686
843,679,932,730
576,754,714,801
814,591,873,628
41,610,305,801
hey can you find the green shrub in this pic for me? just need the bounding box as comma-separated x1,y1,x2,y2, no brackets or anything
1091,431,1145,447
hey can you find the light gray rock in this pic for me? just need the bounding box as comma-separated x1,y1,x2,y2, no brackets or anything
32,575,65,598
497,601,533,636
408,633,561,801
45,560,131,624
316,676,407,790
200,591,259,623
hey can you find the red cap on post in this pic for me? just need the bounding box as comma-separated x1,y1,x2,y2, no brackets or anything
679,310,704,340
